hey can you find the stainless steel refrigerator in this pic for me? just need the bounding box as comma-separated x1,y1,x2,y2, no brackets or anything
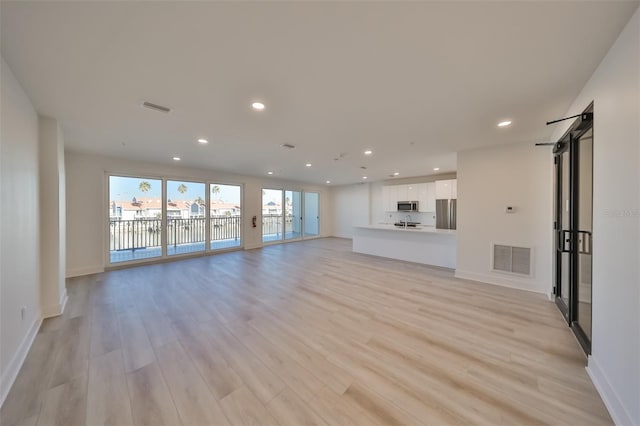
436,199,457,229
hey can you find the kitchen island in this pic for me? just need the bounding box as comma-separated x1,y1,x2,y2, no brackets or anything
353,224,456,269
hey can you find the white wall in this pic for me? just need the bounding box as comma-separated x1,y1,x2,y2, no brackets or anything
330,183,371,239
455,142,553,294
550,8,639,425
65,151,332,276
39,117,67,318
0,57,41,404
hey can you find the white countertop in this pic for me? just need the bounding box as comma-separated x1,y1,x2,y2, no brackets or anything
355,224,456,235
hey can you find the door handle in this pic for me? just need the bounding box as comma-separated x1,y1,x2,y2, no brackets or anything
577,230,592,255
558,229,572,253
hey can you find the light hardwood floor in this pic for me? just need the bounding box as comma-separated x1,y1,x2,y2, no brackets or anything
1,238,611,426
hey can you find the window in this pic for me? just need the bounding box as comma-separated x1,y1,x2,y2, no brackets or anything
262,188,320,244
108,176,163,263
166,180,206,256
108,175,243,265
210,184,242,250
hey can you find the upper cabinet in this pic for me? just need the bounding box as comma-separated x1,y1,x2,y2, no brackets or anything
396,185,408,202
418,182,436,212
382,185,397,212
406,184,418,201
383,182,438,212
435,179,457,199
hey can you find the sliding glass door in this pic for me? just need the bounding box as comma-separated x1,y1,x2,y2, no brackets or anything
166,180,206,256
210,184,242,250
285,190,302,241
263,188,320,244
262,189,283,243
304,192,319,238
108,174,242,266
108,176,163,263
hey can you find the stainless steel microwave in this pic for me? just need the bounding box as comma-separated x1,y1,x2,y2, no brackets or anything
397,201,418,211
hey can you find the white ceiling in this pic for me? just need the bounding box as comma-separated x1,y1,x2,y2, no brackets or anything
2,1,637,185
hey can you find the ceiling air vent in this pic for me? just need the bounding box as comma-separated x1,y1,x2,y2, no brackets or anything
281,143,296,149
492,244,532,276
142,101,171,113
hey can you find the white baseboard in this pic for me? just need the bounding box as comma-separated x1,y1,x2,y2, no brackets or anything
42,288,68,319
59,288,68,314
454,269,549,294
586,355,635,426
66,265,103,278
0,314,42,408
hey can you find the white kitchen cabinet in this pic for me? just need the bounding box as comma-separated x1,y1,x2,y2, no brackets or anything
382,186,390,212
418,182,436,212
383,180,451,212
382,185,398,211
451,179,457,199
436,179,457,199
396,185,408,202
406,184,418,201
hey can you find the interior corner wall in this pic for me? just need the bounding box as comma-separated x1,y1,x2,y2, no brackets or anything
549,7,640,425
330,183,371,238
38,116,67,318
455,142,553,294
0,57,42,404
64,151,333,277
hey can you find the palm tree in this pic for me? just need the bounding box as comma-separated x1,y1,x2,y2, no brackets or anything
177,184,188,194
195,196,205,205
139,181,151,193
211,185,220,200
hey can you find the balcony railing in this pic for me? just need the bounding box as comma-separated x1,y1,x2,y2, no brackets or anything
262,214,284,238
110,216,242,252
109,214,293,262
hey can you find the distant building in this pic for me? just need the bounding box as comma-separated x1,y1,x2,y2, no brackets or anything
262,201,282,215
109,197,240,220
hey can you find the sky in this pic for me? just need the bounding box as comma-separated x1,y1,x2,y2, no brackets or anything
109,176,241,204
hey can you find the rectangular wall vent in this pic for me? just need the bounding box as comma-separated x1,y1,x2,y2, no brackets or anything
493,244,531,275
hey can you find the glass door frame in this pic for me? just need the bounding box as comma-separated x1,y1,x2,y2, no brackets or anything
554,140,571,322
553,102,593,355
106,173,244,268
262,188,321,245
303,191,320,239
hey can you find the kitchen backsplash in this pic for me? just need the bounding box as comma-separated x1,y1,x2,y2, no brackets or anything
382,211,436,226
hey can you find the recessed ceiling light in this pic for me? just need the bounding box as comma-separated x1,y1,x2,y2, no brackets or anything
362,176,368,180
197,139,208,144
364,150,373,155
252,102,265,111
305,163,312,167
325,180,331,184
267,171,274,175
172,157,181,161
393,172,400,176
433,167,440,171
498,120,512,127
